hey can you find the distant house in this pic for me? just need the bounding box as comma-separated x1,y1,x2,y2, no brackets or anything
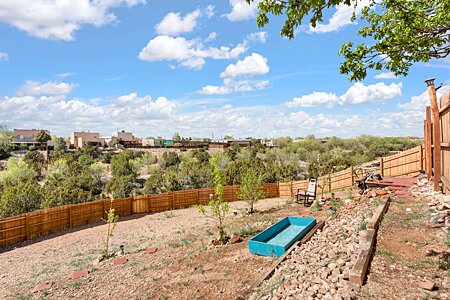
70,131,105,148
111,131,141,148
12,129,50,146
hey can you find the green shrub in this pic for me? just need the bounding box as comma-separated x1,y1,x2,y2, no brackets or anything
0,182,42,217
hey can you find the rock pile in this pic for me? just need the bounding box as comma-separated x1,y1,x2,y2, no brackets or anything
251,198,380,300
410,179,450,233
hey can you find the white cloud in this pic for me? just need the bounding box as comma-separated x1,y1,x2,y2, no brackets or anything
308,0,372,33
374,72,397,79
225,0,261,21
339,82,402,105
155,9,201,36
205,32,217,42
199,53,270,95
286,92,339,108
0,52,9,61
398,85,450,111
138,32,266,70
220,53,269,79
17,81,79,96
205,5,215,19
246,32,267,43
199,79,269,95
286,82,402,107
0,0,145,41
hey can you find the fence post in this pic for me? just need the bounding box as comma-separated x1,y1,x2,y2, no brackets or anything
350,166,354,187
425,106,433,179
419,144,424,170
25,213,28,240
171,193,175,210
379,157,384,177
425,78,442,192
328,173,332,192
68,206,72,228
130,196,134,215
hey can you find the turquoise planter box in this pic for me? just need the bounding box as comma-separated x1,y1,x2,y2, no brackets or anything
248,217,316,257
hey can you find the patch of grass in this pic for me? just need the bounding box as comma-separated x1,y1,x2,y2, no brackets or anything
376,248,395,262
406,211,424,220
446,232,450,247
205,229,214,236
70,256,93,269
421,291,440,299
438,252,450,272
14,295,32,300
373,199,382,206
347,189,354,200
159,294,169,300
168,241,181,248
310,201,320,212
31,264,60,278
234,225,259,237
360,291,375,299
382,214,400,222
410,258,436,270
331,199,342,209
67,280,83,287
359,221,368,231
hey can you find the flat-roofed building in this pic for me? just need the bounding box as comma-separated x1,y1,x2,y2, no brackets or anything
12,129,50,145
70,131,105,148
112,131,135,142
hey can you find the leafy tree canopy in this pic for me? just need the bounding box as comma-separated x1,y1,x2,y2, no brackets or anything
35,130,51,144
0,182,42,218
248,0,450,81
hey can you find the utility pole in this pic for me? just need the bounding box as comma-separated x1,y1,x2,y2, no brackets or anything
425,78,441,192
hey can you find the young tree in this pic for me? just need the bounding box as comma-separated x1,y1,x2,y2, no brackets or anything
248,0,450,81
103,200,119,257
198,156,229,242
238,167,266,214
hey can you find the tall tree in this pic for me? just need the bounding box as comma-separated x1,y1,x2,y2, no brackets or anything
248,0,450,81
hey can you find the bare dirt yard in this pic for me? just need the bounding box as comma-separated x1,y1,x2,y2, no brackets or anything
0,196,329,300
2,180,448,300
361,180,450,300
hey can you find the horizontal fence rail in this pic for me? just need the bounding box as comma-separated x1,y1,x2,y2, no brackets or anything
0,183,279,248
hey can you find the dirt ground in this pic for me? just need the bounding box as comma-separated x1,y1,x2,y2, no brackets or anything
0,196,329,300
360,189,450,299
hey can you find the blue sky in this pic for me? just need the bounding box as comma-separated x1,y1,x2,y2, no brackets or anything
0,0,449,139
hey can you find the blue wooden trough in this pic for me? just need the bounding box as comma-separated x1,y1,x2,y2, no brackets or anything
248,216,316,257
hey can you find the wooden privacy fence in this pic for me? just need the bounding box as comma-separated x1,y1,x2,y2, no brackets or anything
0,183,279,248
424,87,450,194
280,145,424,198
